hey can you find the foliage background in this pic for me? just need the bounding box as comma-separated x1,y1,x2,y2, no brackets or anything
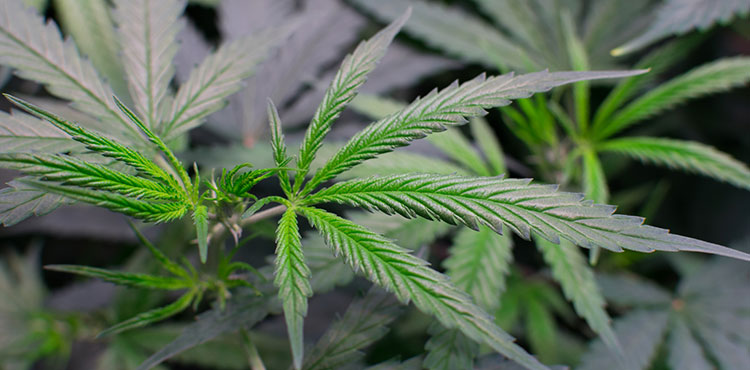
0,0,748,369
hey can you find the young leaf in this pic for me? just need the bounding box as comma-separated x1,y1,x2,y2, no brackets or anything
598,137,750,190
582,149,609,204
305,173,750,261
298,206,546,370
536,239,620,356
613,0,750,55
0,0,142,143
294,10,409,187
45,265,191,290
0,153,178,200
349,0,536,71
114,0,185,130
98,289,195,337
470,117,506,175
428,129,492,177
163,23,295,139
55,0,129,99
274,208,312,370
444,226,513,311
597,57,750,140
192,205,209,263
302,287,402,370
307,70,646,192
268,100,292,195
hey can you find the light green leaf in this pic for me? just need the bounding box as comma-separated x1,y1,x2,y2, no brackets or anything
578,310,669,370
268,99,292,195
536,239,619,356
470,117,506,175
45,264,192,290
21,178,189,223
303,287,402,370
598,137,750,190
423,323,478,370
295,10,409,187
0,152,178,200
164,23,294,139
55,0,129,99
592,36,705,130
298,207,546,370
7,95,178,188
0,0,142,143
192,205,209,263
308,70,646,192
445,226,512,311
99,290,195,337
582,148,609,204
524,296,557,363
597,57,750,139
350,0,536,70
274,208,312,370
428,129,491,176
0,110,84,153
306,173,750,261
114,0,185,130
613,0,750,55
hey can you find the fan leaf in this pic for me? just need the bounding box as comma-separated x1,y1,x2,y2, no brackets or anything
114,0,185,130
294,10,409,187
599,137,750,190
299,206,546,370
274,208,312,370
307,69,645,192
305,173,750,261
0,0,141,143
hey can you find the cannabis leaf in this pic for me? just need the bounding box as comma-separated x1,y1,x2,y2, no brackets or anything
274,208,312,369
599,137,750,190
581,249,750,369
613,0,750,55
305,173,750,261
594,57,750,140
350,0,534,70
114,0,185,131
163,23,294,139
0,0,141,143
294,9,409,190
306,69,645,193
302,287,402,370
299,206,546,370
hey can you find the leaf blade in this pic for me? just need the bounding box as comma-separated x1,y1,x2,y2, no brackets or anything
598,136,750,190
295,9,409,187
274,208,312,370
306,173,750,261
299,207,546,370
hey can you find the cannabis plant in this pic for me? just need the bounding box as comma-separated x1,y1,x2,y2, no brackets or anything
2,0,750,369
